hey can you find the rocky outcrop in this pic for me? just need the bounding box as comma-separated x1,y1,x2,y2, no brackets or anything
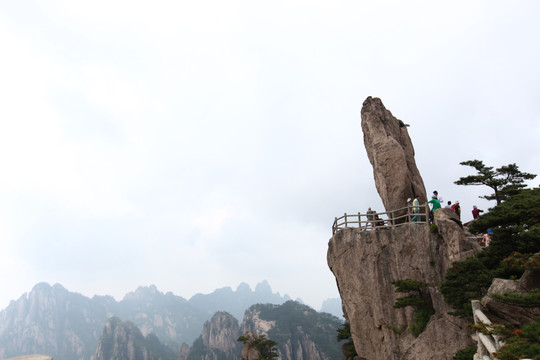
328,213,475,359
0,283,104,360
434,208,482,263
361,96,426,217
177,343,190,360
328,98,479,359
239,332,265,360
197,312,242,360
481,270,540,327
241,301,343,360
0,281,291,359
91,317,176,360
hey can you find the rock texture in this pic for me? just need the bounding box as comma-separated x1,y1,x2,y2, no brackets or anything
434,208,482,263
241,301,343,360
195,312,242,360
91,317,176,360
481,270,540,327
177,343,190,360
328,98,481,359
0,281,291,360
361,96,426,217
328,215,475,359
239,332,265,360
0,283,105,360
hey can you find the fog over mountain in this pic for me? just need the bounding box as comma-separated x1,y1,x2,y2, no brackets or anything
0,281,341,360
2,1,539,314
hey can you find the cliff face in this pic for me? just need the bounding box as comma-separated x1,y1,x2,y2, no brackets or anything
0,283,105,360
327,97,478,359
328,219,474,359
192,312,242,360
0,281,290,359
91,317,176,360
241,302,343,360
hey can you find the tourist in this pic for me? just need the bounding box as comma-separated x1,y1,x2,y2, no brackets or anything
366,207,376,227
411,197,421,222
428,195,441,223
481,229,493,247
472,205,484,219
407,198,417,222
445,201,452,209
433,190,443,204
453,201,461,219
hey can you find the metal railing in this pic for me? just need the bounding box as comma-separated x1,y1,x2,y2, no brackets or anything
332,204,430,235
471,300,504,360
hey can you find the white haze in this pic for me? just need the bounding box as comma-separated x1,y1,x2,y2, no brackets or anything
0,1,539,311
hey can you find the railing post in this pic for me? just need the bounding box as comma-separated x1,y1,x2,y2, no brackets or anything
344,213,347,228
358,212,361,229
333,217,337,234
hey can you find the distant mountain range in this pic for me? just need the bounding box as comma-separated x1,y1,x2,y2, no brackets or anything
0,281,342,360
91,302,343,360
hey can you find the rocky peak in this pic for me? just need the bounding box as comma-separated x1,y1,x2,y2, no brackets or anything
122,285,162,302
241,302,343,360
328,98,479,359
91,317,176,360
254,280,272,295
200,312,241,359
361,96,426,216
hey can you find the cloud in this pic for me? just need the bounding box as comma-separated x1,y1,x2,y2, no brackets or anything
0,0,539,311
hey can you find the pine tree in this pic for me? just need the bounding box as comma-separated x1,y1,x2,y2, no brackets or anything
454,160,536,204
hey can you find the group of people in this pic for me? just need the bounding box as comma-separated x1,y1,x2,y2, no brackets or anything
410,190,491,247
366,191,488,231
406,190,486,224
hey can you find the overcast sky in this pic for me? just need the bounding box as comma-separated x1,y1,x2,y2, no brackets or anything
1,1,539,311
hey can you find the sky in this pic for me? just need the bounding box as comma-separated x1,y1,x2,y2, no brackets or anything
0,1,539,312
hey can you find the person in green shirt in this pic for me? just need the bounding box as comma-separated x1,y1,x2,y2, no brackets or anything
428,195,441,210
428,195,441,223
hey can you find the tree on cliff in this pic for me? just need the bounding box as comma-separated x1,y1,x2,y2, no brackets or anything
336,322,357,360
237,333,279,360
441,186,540,316
454,160,536,205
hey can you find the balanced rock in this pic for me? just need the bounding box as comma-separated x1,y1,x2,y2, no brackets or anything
361,96,426,217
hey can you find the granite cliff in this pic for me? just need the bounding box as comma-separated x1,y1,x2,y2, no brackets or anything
328,97,479,359
0,281,290,359
180,301,343,360
91,317,176,360
179,312,241,360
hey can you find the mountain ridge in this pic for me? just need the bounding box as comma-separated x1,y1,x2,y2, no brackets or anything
0,281,341,360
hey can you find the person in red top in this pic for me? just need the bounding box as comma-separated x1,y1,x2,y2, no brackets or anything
472,205,484,219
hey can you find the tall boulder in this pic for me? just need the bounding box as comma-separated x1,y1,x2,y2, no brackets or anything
327,98,478,359
361,96,426,216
